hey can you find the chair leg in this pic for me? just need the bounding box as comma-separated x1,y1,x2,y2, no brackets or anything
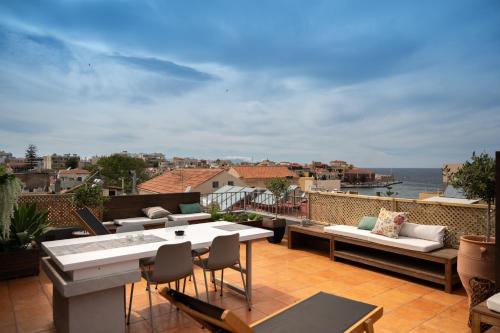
211,271,217,292
220,269,224,296
182,277,187,293
237,260,251,311
202,269,210,303
127,283,134,325
144,273,154,333
192,272,199,299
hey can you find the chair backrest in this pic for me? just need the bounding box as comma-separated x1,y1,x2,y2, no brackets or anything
207,234,240,270
162,289,254,333
153,242,193,283
116,224,145,233
75,207,110,236
165,220,189,228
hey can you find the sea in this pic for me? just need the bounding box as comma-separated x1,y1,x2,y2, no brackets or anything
344,168,444,199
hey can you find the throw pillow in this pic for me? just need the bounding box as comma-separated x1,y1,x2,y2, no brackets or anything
179,203,202,214
399,222,446,244
142,206,170,219
357,216,378,231
371,208,408,238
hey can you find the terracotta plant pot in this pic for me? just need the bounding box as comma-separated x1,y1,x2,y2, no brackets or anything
457,235,496,304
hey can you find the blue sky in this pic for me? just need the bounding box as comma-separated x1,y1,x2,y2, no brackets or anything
0,1,499,167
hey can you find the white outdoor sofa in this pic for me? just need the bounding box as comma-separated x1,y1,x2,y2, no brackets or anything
323,224,459,293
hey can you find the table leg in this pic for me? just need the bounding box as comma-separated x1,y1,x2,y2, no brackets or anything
471,312,481,333
246,240,252,301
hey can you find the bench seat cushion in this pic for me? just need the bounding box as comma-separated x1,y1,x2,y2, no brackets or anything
169,213,211,222
114,217,170,226
324,225,443,252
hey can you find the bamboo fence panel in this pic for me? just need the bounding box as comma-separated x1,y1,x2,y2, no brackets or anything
309,192,495,248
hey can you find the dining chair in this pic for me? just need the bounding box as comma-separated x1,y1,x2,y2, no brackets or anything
194,233,251,310
127,241,199,332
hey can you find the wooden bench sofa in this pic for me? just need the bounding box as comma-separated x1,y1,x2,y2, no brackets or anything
288,224,459,293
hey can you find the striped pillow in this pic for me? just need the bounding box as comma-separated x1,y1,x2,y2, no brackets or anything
142,206,171,219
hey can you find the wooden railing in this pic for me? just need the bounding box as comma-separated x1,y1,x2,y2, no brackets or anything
308,191,495,248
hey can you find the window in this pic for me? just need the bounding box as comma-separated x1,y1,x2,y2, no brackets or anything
212,181,219,189
228,181,234,186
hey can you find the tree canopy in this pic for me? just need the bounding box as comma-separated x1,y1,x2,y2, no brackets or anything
90,155,150,193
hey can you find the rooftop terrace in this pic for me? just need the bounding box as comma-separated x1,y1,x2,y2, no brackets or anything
1,239,470,333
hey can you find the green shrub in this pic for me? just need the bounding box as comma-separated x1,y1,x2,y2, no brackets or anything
9,203,51,248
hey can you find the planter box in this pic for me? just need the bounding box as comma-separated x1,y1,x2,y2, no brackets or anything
0,247,40,280
237,220,263,228
262,218,287,244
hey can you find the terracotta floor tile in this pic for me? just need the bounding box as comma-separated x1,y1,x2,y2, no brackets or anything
0,310,16,328
0,325,18,333
5,239,469,332
422,313,470,332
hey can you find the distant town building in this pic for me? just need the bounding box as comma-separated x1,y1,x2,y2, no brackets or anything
137,168,242,194
139,153,166,167
0,150,13,164
228,166,298,188
14,173,50,192
43,154,81,170
172,157,210,169
343,168,376,184
7,158,28,172
56,168,90,190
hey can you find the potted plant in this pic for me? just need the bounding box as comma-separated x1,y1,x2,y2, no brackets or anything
263,178,290,243
0,165,22,242
0,202,51,279
446,152,495,303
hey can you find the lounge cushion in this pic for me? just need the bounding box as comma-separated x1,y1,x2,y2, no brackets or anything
142,206,170,219
179,203,202,214
400,222,446,244
169,213,211,222
114,216,170,226
357,216,378,231
324,225,443,252
371,208,408,238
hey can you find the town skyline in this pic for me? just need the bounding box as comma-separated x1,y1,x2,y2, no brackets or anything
1,1,499,167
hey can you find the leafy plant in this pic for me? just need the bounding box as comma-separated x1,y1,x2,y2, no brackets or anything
73,184,108,209
222,212,237,222
0,165,22,240
208,203,222,220
266,178,290,218
25,144,38,170
445,152,496,241
9,203,51,248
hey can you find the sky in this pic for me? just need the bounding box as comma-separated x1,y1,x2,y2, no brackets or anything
0,1,499,167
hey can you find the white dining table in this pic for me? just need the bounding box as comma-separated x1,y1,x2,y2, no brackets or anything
41,221,273,333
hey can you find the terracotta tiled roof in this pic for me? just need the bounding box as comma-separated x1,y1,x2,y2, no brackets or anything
137,168,224,193
345,168,374,174
230,166,297,179
58,168,90,175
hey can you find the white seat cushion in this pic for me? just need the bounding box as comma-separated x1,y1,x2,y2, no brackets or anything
114,217,170,226
168,213,211,222
324,225,443,252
